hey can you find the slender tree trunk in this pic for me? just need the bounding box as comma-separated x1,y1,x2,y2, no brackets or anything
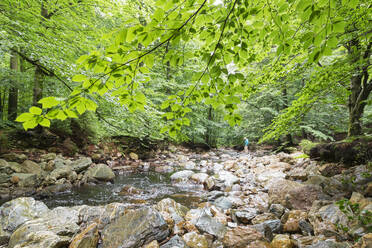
282,83,293,145
8,50,19,121
33,66,44,106
0,89,3,121
346,41,372,137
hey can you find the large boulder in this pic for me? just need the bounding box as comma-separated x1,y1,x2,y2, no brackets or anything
69,223,99,248
20,160,43,175
160,235,187,248
70,157,92,173
308,201,349,240
0,197,49,245
84,164,115,182
8,207,80,248
195,211,226,239
11,173,39,187
155,198,189,227
101,207,169,248
268,179,325,210
182,232,208,248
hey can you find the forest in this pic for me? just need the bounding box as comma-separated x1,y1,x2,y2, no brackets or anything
0,0,371,248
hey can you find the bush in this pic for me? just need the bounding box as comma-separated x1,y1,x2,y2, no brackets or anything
299,139,318,155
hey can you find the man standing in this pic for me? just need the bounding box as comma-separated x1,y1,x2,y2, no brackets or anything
244,137,249,153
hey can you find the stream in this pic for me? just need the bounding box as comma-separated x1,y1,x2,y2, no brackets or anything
39,171,207,208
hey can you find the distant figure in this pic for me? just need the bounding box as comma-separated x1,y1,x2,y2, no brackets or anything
244,137,249,153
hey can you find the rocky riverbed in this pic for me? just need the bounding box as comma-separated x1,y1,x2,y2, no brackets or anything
0,147,371,248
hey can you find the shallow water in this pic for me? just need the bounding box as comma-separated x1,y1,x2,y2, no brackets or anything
40,171,207,208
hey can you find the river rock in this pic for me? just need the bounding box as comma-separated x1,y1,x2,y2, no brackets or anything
71,157,92,173
214,196,233,210
231,208,258,224
0,197,49,245
69,223,99,248
11,173,39,187
282,210,308,233
0,159,8,168
40,153,57,161
222,226,268,248
160,235,187,248
308,201,349,240
144,240,159,248
269,204,286,218
182,232,208,248
170,170,194,182
195,211,226,239
1,153,27,163
155,198,189,226
8,207,80,248
271,234,293,248
84,163,115,182
101,207,169,248
191,173,209,184
214,170,239,186
252,213,277,224
307,240,350,248
20,160,43,175
268,179,324,210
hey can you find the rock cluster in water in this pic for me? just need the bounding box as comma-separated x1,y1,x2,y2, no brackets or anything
0,147,371,248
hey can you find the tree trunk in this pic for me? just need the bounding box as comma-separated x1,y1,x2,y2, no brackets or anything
8,50,19,121
33,66,44,106
346,40,372,137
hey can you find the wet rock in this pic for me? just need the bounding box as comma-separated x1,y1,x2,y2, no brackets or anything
129,152,139,160
70,157,92,173
191,173,209,184
260,219,283,234
119,185,143,196
144,240,159,248
155,166,174,173
11,173,39,187
8,207,80,248
222,226,267,248
365,182,372,197
287,167,308,181
160,235,187,248
69,223,99,248
37,183,72,197
0,197,49,245
155,198,189,227
231,208,258,224
0,173,9,184
170,170,194,182
195,211,226,239
252,222,274,241
0,159,8,168
182,232,208,248
101,207,169,248
282,210,308,233
269,204,286,218
205,177,216,190
84,163,115,182
271,234,293,248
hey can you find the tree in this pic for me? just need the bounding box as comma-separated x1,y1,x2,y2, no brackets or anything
14,0,372,142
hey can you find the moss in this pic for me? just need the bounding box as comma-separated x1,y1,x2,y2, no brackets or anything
299,139,319,155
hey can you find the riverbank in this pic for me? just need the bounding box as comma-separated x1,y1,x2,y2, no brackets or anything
0,146,371,247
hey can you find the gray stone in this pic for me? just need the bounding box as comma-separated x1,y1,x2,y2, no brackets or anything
252,223,273,242
1,153,27,163
0,197,49,245
299,219,314,235
84,164,115,182
101,207,169,248
170,170,195,182
195,211,226,239
214,197,232,210
71,157,92,173
307,240,350,248
0,174,9,184
269,204,286,218
12,173,39,187
20,160,43,175
8,207,80,248
160,235,187,248
40,153,57,161
231,208,258,224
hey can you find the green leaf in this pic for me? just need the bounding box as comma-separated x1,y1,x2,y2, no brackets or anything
72,74,87,82
29,106,42,115
39,118,51,127
16,113,34,122
38,97,60,109
23,119,38,130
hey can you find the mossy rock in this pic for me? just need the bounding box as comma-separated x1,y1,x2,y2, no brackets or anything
309,136,372,165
